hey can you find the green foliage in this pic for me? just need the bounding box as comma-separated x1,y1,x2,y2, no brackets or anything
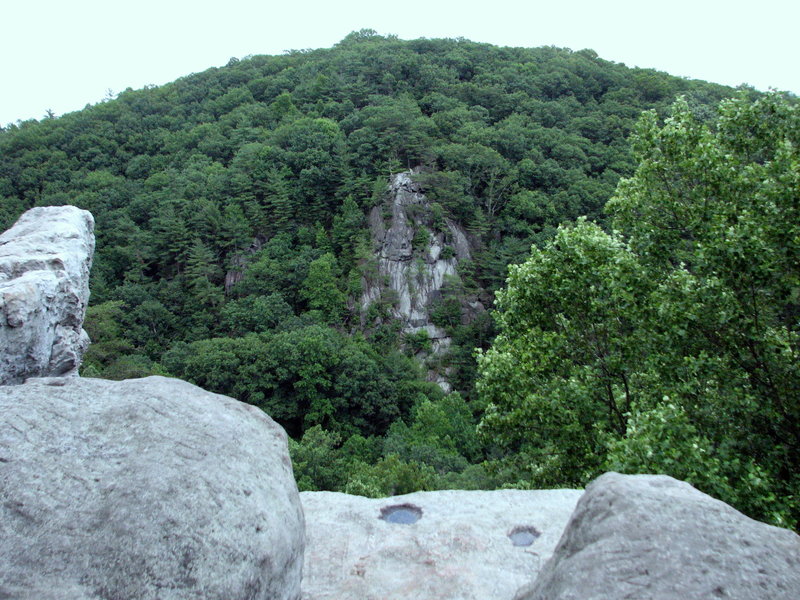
0,33,741,501
402,329,433,355
290,391,488,496
430,275,466,331
385,393,481,468
331,195,365,265
301,252,346,323
165,325,440,438
478,93,800,526
219,293,297,335
411,226,430,255
429,202,445,232
290,424,437,497
478,219,644,486
290,426,350,492
185,238,224,306
606,402,740,508
81,300,136,377
0,196,25,231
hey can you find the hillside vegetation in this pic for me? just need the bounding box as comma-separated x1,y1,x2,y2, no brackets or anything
479,94,800,526
6,32,794,523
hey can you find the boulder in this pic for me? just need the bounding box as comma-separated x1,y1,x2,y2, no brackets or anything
0,376,305,600
0,206,94,385
516,472,800,600
300,488,582,600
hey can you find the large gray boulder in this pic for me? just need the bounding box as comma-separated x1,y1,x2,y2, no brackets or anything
0,206,94,384
516,472,800,600
0,376,305,599
301,488,582,600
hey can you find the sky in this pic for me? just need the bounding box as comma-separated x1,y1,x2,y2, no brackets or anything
2,0,798,126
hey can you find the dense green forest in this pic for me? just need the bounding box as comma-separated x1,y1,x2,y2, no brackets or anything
2,31,796,525
479,94,800,526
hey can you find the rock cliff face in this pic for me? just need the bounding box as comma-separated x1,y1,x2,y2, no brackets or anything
0,206,94,385
515,472,800,600
300,488,582,600
361,171,480,387
0,376,305,600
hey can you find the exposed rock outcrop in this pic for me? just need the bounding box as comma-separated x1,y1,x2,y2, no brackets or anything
361,171,477,359
224,238,263,294
300,488,582,600
515,472,800,600
0,206,94,385
0,376,305,599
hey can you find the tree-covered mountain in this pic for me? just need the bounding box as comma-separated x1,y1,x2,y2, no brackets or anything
0,31,754,500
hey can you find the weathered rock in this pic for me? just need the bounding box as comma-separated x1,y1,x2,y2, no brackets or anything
301,488,582,600
0,376,305,599
516,472,800,600
361,171,476,358
0,206,94,385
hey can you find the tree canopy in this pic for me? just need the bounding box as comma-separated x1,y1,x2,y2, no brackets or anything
477,93,800,527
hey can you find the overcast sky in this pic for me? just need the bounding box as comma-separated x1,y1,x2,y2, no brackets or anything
2,0,797,126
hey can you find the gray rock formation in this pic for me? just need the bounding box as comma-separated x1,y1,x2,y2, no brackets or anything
0,376,305,600
516,472,800,600
300,488,582,600
361,171,477,361
0,206,94,385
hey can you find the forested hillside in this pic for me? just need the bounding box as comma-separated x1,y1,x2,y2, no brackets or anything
1,32,753,501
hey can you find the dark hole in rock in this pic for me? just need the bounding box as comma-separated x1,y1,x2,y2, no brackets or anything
380,503,422,525
509,526,540,547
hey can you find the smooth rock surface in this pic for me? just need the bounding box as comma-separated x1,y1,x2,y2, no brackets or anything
516,472,800,600
0,376,305,600
0,206,94,385
301,488,582,600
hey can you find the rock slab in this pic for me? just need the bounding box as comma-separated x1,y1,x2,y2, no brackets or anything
516,472,800,600
0,206,95,385
0,376,305,600
301,488,582,600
